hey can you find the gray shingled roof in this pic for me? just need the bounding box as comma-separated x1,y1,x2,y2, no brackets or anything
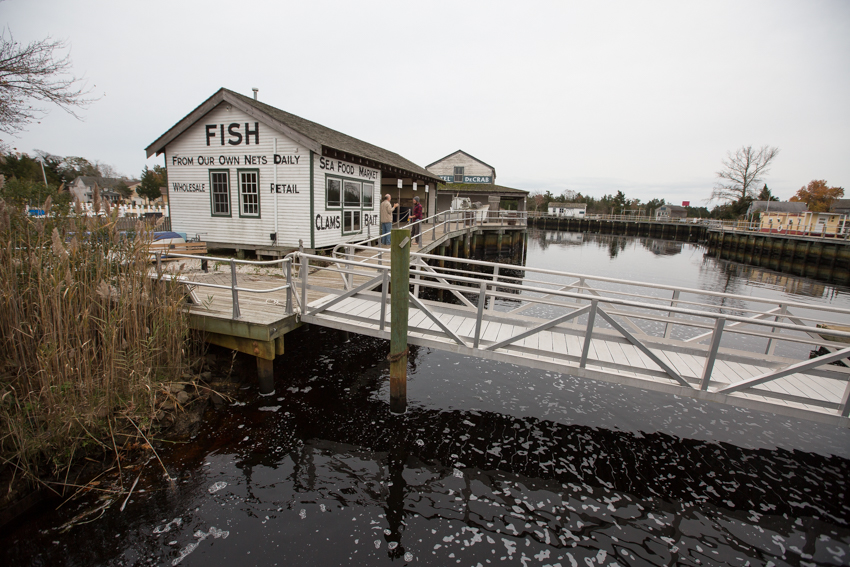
747,201,808,214
72,176,139,189
830,199,850,212
548,202,586,209
437,183,528,195
146,88,440,184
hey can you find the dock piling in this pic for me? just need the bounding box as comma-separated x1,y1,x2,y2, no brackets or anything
389,228,411,414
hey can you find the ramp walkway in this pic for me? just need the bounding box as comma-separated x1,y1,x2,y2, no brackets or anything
297,243,850,426
158,214,850,426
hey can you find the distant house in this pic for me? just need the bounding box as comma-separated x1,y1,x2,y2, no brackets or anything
760,211,846,236
747,201,807,215
68,176,141,204
830,199,850,216
654,205,687,220
426,150,528,213
547,202,586,217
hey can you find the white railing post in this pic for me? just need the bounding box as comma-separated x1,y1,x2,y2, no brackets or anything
474,280,487,349
285,258,292,313
765,305,786,355
580,300,598,368
412,258,421,298
300,254,308,316
230,259,241,319
488,265,500,312
700,317,725,390
379,268,388,331
664,290,681,338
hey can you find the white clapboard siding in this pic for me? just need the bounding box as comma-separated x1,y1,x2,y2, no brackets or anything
165,105,311,248
312,154,382,249
426,151,494,179
165,103,384,250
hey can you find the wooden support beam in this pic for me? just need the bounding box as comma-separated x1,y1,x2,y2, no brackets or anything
203,331,277,394
257,358,274,394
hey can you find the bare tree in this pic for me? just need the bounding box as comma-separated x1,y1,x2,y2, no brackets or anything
95,160,122,179
0,30,95,136
711,145,779,203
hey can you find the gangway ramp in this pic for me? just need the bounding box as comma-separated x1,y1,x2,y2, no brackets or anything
298,246,850,427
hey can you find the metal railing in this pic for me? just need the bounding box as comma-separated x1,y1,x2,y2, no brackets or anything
336,209,529,251
294,246,850,419
155,253,294,320
526,211,850,238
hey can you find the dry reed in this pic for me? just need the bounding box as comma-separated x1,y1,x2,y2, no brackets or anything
0,198,193,485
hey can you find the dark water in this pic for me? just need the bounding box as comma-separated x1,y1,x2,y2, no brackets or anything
3,231,850,567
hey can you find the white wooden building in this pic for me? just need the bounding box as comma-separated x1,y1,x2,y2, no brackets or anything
654,204,687,221
547,202,587,217
426,150,496,185
425,150,527,213
145,88,441,254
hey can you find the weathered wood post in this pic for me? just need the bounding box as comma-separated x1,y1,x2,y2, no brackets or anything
389,228,410,414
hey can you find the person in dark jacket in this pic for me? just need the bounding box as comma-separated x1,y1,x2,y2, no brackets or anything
410,195,423,245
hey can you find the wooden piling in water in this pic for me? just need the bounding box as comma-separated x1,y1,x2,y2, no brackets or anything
389,228,410,414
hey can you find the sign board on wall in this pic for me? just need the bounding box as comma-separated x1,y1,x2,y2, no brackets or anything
438,175,493,184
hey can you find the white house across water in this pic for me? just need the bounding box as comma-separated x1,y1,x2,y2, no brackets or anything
547,202,587,218
145,88,441,254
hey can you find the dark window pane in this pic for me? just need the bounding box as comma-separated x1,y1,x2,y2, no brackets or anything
327,178,341,207
344,180,361,207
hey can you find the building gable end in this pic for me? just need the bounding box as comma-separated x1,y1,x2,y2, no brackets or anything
146,89,322,159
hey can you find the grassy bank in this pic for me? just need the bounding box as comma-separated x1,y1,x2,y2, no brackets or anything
0,197,194,489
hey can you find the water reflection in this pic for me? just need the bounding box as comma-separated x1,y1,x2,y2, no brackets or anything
3,326,849,566
4,231,850,566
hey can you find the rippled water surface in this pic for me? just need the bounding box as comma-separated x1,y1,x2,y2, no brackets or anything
3,231,850,566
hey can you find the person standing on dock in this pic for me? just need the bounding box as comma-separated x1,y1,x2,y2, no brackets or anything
410,195,423,245
381,194,398,245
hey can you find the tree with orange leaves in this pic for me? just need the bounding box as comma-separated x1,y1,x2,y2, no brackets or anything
790,180,844,212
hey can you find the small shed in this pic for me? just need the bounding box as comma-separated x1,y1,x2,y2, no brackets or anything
145,88,441,253
547,203,586,217
655,205,687,220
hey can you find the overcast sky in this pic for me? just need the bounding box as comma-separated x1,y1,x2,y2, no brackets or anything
2,0,848,205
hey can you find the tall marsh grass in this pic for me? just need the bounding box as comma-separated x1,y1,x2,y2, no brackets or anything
0,196,192,486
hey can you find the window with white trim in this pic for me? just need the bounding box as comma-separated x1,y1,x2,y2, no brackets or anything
343,179,362,234
453,166,464,183
239,170,260,217
210,170,230,216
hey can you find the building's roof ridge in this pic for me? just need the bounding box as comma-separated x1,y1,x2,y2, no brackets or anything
425,150,497,173
145,88,439,184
